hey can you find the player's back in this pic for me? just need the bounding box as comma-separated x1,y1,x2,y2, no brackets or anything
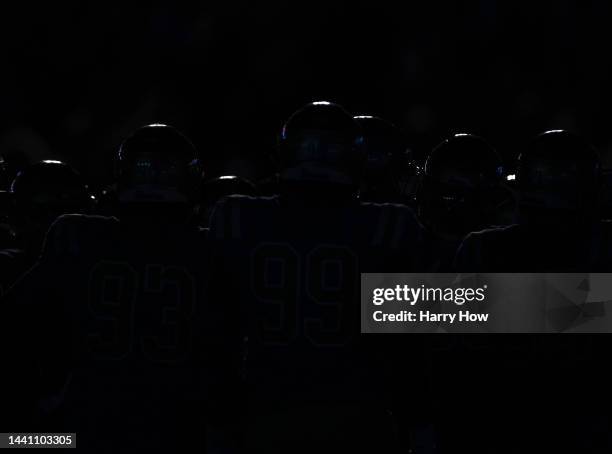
211,194,422,395
455,222,612,272
210,194,422,452
450,221,612,452
4,214,209,452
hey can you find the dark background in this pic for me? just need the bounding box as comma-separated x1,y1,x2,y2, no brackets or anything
1,1,611,189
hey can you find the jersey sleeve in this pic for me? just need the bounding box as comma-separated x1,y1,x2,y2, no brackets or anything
0,261,69,425
0,215,91,420
40,214,106,262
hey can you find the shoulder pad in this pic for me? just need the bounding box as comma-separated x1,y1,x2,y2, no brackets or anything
464,224,519,243
361,201,422,248
42,214,119,259
455,224,519,271
210,195,278,240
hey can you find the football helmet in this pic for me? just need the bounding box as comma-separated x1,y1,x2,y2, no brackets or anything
517,130,601,229
418,133,503,238
11,159,90,252
276,101,364,191
116,124,202,206
200,175,257,226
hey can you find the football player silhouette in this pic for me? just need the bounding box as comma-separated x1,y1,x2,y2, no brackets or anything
208,101,424,453
453,130,612,453
1,125,223,452
0,160,90,295
417,133,505,271
455,130,610,271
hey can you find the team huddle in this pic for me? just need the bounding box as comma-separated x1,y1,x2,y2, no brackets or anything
1,101,611,453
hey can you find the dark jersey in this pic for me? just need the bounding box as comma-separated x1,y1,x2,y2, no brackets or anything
209,195,423,401
2,214,211,452
455,222,612,272
208,194,424,452
446,222,612,452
